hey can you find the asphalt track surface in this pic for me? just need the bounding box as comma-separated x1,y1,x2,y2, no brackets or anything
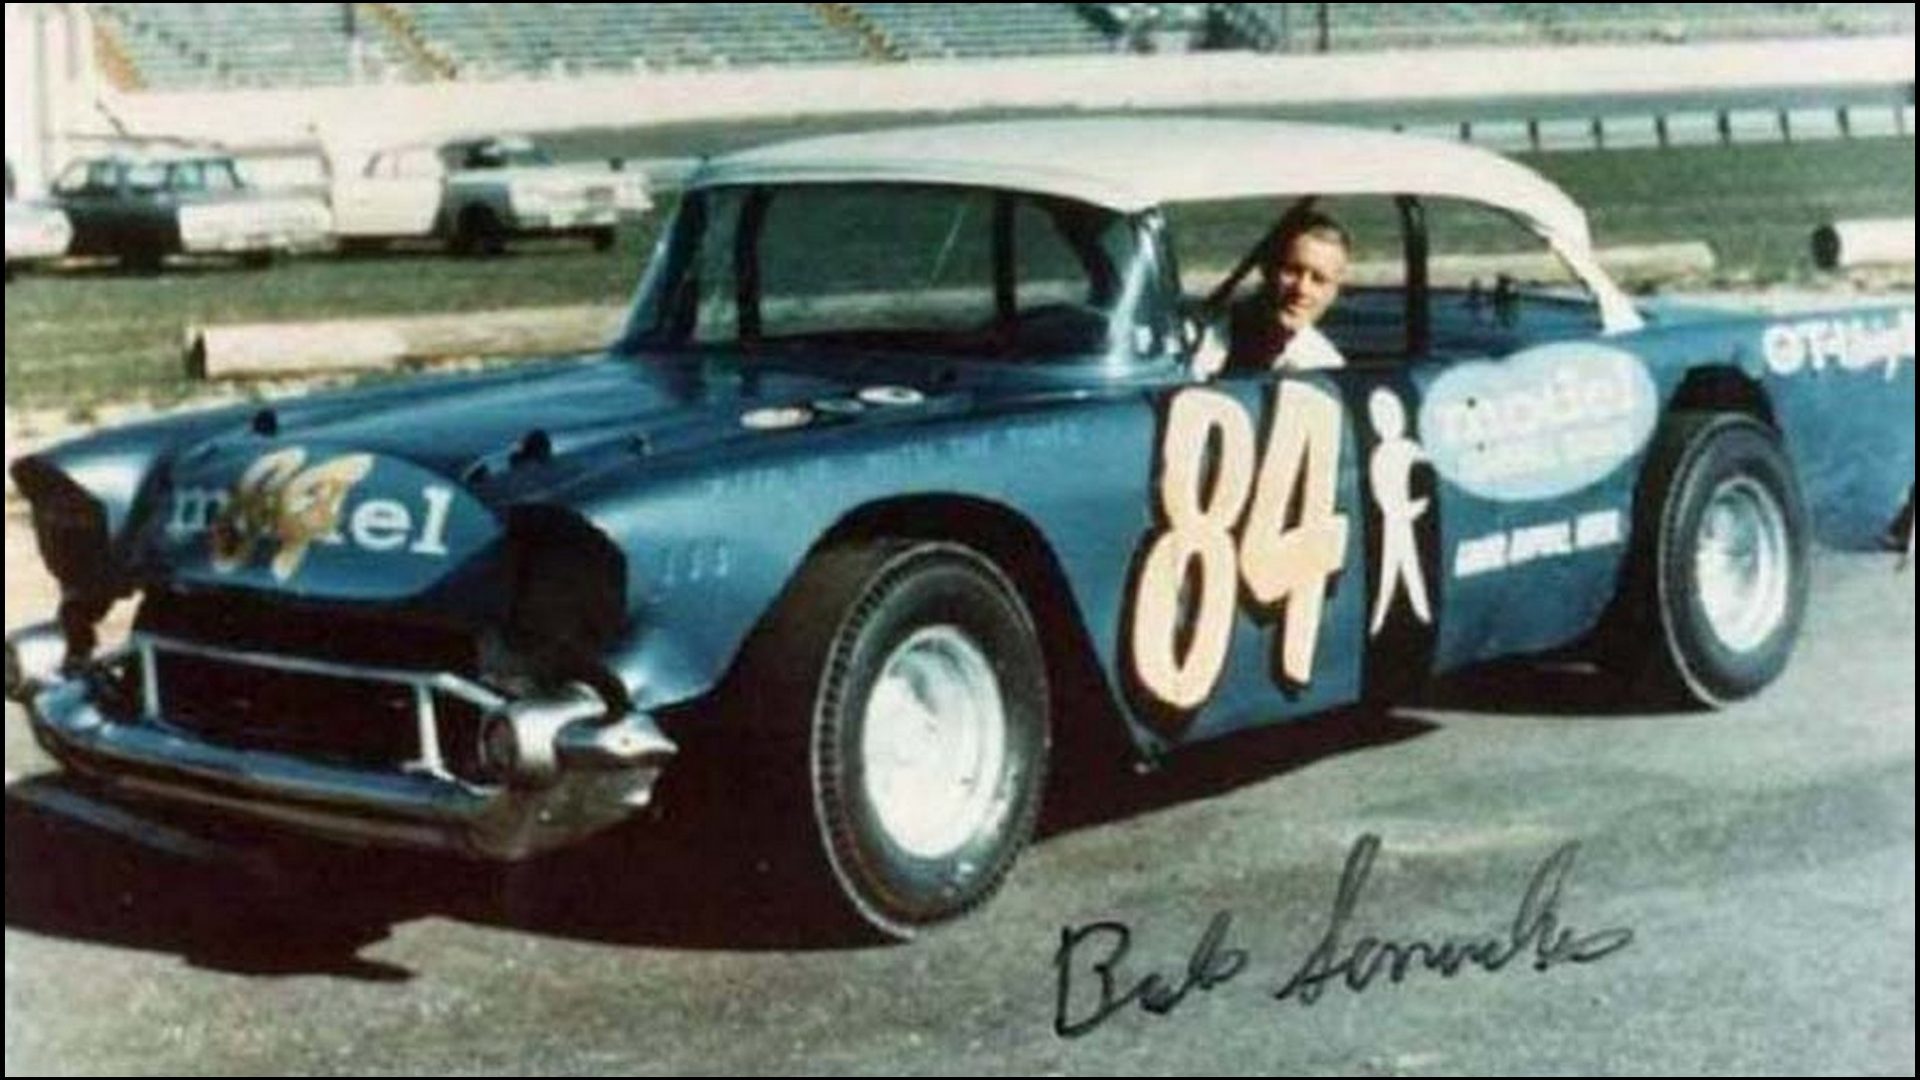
4,537,1913,1075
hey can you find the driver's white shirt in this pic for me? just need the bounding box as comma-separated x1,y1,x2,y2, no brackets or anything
1273,323,1346,372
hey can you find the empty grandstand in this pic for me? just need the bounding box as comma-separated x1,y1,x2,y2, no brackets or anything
1222,3,1915,52
91,4,409,90
79,3,1919,90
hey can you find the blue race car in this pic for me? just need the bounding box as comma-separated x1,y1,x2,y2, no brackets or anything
8,120,1913,937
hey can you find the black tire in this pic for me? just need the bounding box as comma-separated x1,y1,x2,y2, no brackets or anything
1623,412,1810,706
453,205,506,257
721,540,1051,939
240,250,275,270
586,225,617,252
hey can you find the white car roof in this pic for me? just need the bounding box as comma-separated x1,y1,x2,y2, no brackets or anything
693,118,1595,249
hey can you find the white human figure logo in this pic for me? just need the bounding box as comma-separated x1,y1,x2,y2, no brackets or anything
1368,389,1432,635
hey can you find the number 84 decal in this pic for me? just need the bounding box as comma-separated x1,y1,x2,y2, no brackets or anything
1128,382,1431,711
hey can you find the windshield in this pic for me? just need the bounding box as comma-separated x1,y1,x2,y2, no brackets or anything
619,183,1160,362
461,141,553,169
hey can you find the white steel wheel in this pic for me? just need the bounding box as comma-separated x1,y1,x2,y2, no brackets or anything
1693,475,1793,654
1636,412,1810,706
860,625,1012,860
800,541,1051,939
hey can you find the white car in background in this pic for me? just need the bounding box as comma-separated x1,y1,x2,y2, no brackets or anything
48,152,331,272
6,159,73,280
330,134,651,255
5,199,72,280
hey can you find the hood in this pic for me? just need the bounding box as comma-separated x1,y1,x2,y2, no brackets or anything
133,352,971,601
193,353,934,483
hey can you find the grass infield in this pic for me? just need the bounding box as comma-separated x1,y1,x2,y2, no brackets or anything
5,135,1911,409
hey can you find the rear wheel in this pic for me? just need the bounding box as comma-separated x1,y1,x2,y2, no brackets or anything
452,205,507,257
722,540,1050,939
1624,412,1809,705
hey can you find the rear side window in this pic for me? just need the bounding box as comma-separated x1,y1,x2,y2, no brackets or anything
1422,197,1601,356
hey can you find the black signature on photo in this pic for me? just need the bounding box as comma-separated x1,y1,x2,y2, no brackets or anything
1053,833,1634,1039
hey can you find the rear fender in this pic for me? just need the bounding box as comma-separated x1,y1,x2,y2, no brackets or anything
1750,305,1914,550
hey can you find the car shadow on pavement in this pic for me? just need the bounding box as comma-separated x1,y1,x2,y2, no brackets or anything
1412,657,1699,718
5,657,1632,973
3,770,893,973
4,781,421,981
1040,699,1439,840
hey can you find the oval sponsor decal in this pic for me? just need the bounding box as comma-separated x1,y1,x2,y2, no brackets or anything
1417,343,1658,502
160,445,497,598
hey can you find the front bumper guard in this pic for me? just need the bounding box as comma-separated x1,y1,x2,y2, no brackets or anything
6,624,675,860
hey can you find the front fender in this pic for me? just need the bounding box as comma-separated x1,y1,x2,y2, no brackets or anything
559,402,1155,717
13,402,260,570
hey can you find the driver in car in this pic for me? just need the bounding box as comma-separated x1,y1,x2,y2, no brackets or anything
1227,208,1351,372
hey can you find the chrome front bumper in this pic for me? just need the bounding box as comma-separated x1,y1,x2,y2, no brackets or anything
7,624,675,860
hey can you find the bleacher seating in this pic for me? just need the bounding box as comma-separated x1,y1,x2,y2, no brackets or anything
83,3,1917,91
856,4,1112,60
93,3,412,89
1231,3,1913,52
399,3,870,77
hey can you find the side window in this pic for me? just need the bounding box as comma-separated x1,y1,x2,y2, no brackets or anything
1013,198,1096,308
1164,194,1407,367
1302,195,1403,364
1422,198,1601,356
88,161,122,194
53,161,92,195
464,143,504,170
204,160,242,193
124,163,168,195
169,162,205,193
1010,196,1139,353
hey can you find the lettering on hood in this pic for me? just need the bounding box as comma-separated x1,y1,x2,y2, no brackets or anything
174,447,456,582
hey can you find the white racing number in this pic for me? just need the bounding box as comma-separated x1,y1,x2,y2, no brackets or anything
1130,383,1350,710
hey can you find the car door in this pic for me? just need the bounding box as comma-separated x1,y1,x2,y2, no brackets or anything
1122,197,1448,747
51,160,122,255
1124,359,1375,746
332,148,443,237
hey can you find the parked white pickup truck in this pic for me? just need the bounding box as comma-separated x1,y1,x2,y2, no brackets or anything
331,135,651,255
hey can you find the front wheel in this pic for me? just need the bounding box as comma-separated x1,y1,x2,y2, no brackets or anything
1630,412,1810,705
452,205,507,257
734,540,1051,938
